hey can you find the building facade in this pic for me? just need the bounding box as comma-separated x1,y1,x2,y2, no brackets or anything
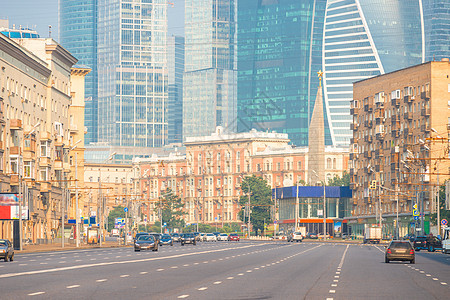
183,0,237,139
97,0,168,150
134,127,349,227
0,33,88,243
350,59,450,237
59,0,98,145
423,0,450,62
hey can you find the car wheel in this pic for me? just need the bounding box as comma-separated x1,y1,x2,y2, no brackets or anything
181,242,184,246
4,254,9,262
430,246,435,252
385,257,389,263
410,259,415,264
9,253,14,262
171,242,173,246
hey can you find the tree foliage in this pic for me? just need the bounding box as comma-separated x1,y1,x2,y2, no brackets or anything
107,206,126,231
327,171,350,186
238,175,273,236
155,188,186,231
430,183,450,228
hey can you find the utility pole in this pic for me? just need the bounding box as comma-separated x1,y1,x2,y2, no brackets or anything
295,182,299,232
19,158,23,251
323,182,326,241
75,152,79,248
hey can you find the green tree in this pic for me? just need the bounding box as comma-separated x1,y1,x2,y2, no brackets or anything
238,175,273,236
430,183,450,231
155,188,186,232
107,206,126,231
327,171,350,186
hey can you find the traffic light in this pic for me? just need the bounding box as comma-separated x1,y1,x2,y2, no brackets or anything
369,180,377,190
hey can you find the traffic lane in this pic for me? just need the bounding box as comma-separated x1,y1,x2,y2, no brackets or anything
335,244,449,299
169,243,347,300
0,242,277,299
412,251,450,287
2,242,243,271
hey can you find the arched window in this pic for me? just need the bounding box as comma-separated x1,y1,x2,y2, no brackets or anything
297,161,302,170
333,158,337,170
327,158,332,169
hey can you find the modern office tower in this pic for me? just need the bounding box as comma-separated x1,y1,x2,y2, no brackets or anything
183,0,237,139
167,35,185,144
423,0,450,61
59,0,98,145
97,0,168,149
322,0,423,147
237,0,327,147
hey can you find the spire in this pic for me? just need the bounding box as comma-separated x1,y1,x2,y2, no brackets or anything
308,73,325,185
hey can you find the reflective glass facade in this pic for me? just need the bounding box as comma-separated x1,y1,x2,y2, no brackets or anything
59,0,98,144
423,0,450,61
237,0,327,147
183,0,237,139
322,0,423,147
167,35,185,144
97,0,168,148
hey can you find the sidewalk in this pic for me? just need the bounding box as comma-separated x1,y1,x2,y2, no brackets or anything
17,240,127,254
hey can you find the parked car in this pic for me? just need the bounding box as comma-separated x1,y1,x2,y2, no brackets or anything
402,234,416,241
385,240,415,264
205,233,217,242
217,233,228,241
0,239,14,262
159,234,174,246
171,233,181,242
193,232,202,241
181,233,197,246
134,235,158,252
413,236,428,251
200,233,207,241
228,233,240,241
212,232,221,237
341,233,349,239
288,232,303,242
306,232,318,239
426,236,442,252
271,233,287,240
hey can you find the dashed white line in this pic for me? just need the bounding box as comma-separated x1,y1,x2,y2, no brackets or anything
171,266,178,269
198,287,208,291
66,285,80,289
433,278,439,281
177,295,189,298
140,272,148,274
227,277,234,280
441,282,447,285
329,290,336,294
157,269,164,271
213,281,222,285
120,275,130,278
28,292,45,296
237,273,244,276
96,279,107,282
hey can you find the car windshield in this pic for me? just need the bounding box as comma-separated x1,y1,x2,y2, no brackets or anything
294,232,301,235
172,233,179,236
207,233,214,236
0,241,7,246
162,235,171,239
390,242,412,249
220,234,227,236
137,236,153,241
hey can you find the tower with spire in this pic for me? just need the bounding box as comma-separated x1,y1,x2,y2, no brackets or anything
308,70,325,184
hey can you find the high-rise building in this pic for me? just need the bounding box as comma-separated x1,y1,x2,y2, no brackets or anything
59,0,98,145
423,0,450,61
167,35,185,144
237,0,327,147
183,0,237,139
97,0,168,149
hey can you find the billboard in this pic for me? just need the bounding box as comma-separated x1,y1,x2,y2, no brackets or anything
115,218,125,229
0,193,29,220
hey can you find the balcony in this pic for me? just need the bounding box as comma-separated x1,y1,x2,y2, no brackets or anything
421,124,431,132
10,146,21,155
392,130,400,138
350,108,358,115
40,131,51,140
69,123,78,133
9,119,22,130
364,104,373,113
364,151,372,158
403,95,412,103
403,128,413,138
40,182,51,193
350,123,359,131
375,149,384,159
421,91,430,100
364,120,373,128
54,160,63,170
375,164,383,172
364,135,372,143
390,163,397,172
421,108,430,117
39,157,51,166
403,112,413,120
376,132,385,141
391,98,400,107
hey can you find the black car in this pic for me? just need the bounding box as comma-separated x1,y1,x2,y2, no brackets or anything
149,233,161,243
0,239,14,262
413,236,428,251
134,235,158,252
306,232,318,239
134,232,149,242
385,240,415,264
181,233,196,246
159,234,174,246
426,236,442,252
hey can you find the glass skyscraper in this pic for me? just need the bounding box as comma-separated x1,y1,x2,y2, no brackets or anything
237,0,327,147
423,0,450,61
183,0,237,139
322,0,423,146
59,0,98,144
97,0,168,148
167,35,185,144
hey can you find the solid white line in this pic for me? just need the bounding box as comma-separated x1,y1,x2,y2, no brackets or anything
66,285,80,289
338,245,349,269
0,244,267,279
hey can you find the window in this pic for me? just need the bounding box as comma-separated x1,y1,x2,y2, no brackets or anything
10,157,19,174
297,161,302,170
40,141,50,157
40,167,49,181
24,161,33,178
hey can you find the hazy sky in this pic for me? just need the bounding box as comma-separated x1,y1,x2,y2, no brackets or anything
1,0,185,40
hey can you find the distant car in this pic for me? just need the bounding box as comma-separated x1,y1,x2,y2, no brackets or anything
217,233,228,241
149,233,161,243
200,233,207,241
306,233,318,239
426,236,442,252
181,233,197,246
0,239,14,262
402,234,415,241
159,234,174,246
193,232,202,241
228,233,240,241
413,236,428,251
385,240,415,264
289,232,303,242
134,235,158,252
171,233,181,242
212,232,221,237
341,233,349,239
205,233,217,242
271,233,287,240
134,232,149,243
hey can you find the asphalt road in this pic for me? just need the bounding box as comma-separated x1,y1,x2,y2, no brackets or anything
1,241,449,299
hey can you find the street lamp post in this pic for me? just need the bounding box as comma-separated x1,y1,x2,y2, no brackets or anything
239,176,251,238
312,170,326,240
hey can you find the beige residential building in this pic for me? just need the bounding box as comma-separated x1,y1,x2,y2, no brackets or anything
0,33,88,243
350,59,450,237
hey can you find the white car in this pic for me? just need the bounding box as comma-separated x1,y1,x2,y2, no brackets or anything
290,232,303,242
217,233,228,241
205,233,217,242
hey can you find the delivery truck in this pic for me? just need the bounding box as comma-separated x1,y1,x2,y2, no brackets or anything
363,224,382,244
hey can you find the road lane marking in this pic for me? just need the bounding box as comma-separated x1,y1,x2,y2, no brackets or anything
20,264,28,266
246,270,252,273
238,273,244,276
433,278,439,281
120,275,130,278
227,277,234,280
140,272,148,274
333,280,339,282
426,274,431,276
40,263,47,265
331,284,337,287
96,279,107,282
198,287,208,291
28,292,45,296
441,282,447,285
66,285,80,289
183,264,190,266
157,269,164,271
171,266,178,269
194,263,199,265
329,290,336,293
213,281,222,284
177,295,189,298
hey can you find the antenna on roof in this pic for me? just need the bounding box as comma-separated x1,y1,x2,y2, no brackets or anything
48,25,52,38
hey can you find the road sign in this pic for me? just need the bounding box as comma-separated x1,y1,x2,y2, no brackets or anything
124,207,128,212
414,216,419,221
413,204,418,210
442,219,448,226
412,209,419,217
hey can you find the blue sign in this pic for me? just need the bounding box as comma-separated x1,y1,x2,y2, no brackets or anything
441,219,448,226
414,216,419,220
68,219,76,224
412,209,419,217
124,207,128,212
